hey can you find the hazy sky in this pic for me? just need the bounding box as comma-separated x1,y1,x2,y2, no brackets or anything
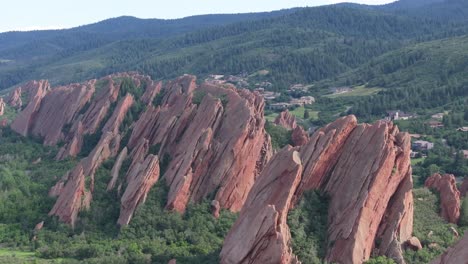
1,0,395,33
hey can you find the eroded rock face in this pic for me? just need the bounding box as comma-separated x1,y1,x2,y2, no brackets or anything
221,116,414,264
118,154,160,226
0,97,5,116
430,232,468,264
220,147,302,264
8,87,22,109
128,76,272,213
291,126,309,146
10,80,50,136
15,73,271,227
274,109,297,130
425,173,461,224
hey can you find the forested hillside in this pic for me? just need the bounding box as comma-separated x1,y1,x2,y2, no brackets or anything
0,0,467,90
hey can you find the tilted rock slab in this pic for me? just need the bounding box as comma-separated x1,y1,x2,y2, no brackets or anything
274,109,297,130
221,116,414,264
127,76,272,213
0,97,5,116
220,146,302,264
118,154,160,226
425,173,461,224
7,73,271,226
10,80,50,136
291,125,309,147
430,232,468,264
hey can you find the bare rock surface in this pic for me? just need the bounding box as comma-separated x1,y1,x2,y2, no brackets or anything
118,154,160,226
291,126,309,146
430,232,468,264
220,146,302,264
274,109,297,130
221,116,414,264
0,97,5,116
9,73,272,227
425,173,461,224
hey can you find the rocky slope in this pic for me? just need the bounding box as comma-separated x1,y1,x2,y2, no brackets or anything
221,116,415,264
9,72,272,227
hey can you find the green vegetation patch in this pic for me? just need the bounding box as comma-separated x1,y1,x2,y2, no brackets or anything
325,85,382,98
288,190,329,264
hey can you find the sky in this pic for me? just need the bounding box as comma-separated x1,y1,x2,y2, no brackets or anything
1,0,395,33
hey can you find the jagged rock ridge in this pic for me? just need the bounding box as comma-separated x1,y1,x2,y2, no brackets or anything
221,115,415,264
10,73,272,227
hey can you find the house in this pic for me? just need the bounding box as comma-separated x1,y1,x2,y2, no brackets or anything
412,140,434,151
410,134,422,139
386,110,417,121
431,113,444,120
410,151,420,158
428,121,444,128
290,96,315,106
457,127,468,132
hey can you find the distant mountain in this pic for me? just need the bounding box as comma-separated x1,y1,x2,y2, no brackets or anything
0,0,467,90
0,9,297,59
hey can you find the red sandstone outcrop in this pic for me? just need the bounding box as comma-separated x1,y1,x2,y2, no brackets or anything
49,94,134,226
34,221,44,231
17,73,271,227
291,126,309,146
0,97,5,116
211,200,220,219
460,177,468,197
430,232,468,264
118,154,160,226
425,173,461,224
107,147,128,191
8,87,22,109
406,237,423,251
10,80,50,136
375,171,414,263
128,75,272,213
274,109,297,130
221,116,414,264
220,147,302,264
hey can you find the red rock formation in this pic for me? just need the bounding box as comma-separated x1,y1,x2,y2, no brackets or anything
375,171,414,263
118,154,160,226
291,126,309,146
425,173,461,224
211,200,220,219
41,73,271,226
141,80,162,105
107,147,128,191
128,75,272,213
8,87,22,109
220,147,302,264
274,109,297,130
0,97,5,116
405,237,423,251
10,80,50,136
34,221,44,231
460,177,468,197
221,116,414,264
49,95,134,226
168,259,177,264
430,232,468,264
